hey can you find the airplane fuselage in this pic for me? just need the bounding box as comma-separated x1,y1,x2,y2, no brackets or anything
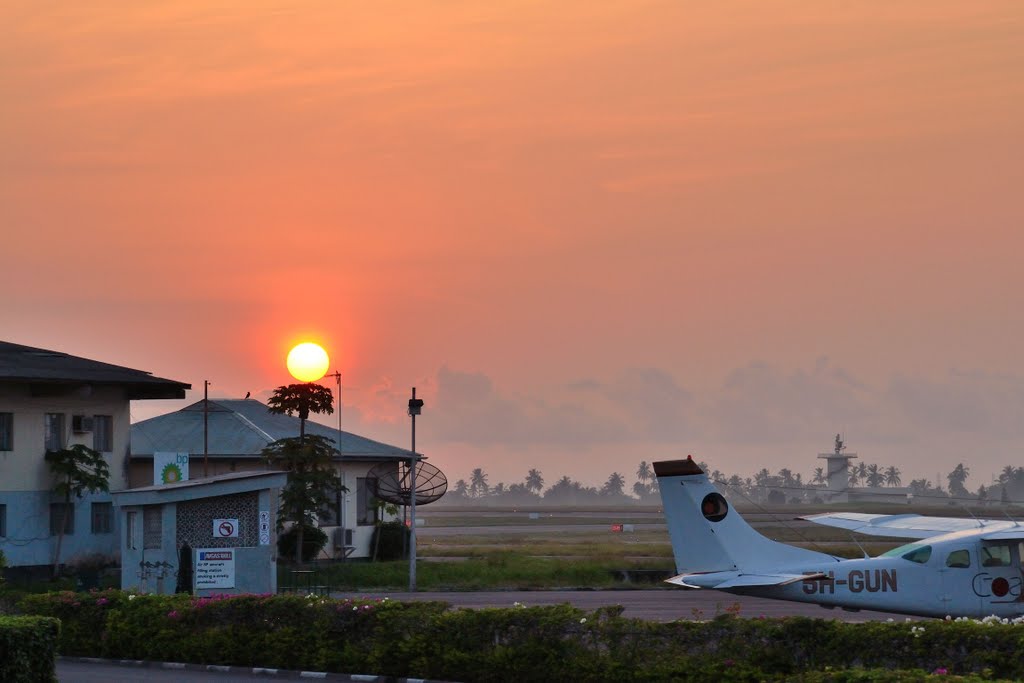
724,534,1024,619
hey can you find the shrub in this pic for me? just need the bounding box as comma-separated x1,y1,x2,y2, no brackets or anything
277,525,328,562
18,591,1024,681
0,615,60,683
370,521,409,561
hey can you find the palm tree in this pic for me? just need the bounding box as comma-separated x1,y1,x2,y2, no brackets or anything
267,383,334,445
777,468,794,488
633,481,649,499
636,461,652,485
865,463,884,488
452,479,469,498
947,463,971,497
525,468,544,493
812,467,826,486
855,462,868,483
469,468,489,498
884,465,902,487
602,472,626,497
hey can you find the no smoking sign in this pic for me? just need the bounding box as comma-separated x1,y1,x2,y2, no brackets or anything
213,518,240,538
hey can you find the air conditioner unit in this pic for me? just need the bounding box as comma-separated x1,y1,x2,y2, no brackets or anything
72,415,94,433
332,527,354,549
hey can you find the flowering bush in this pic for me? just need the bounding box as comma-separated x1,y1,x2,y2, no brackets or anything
17,591,1024,681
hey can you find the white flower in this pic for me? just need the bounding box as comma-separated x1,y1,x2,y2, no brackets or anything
579,617,587,624
127,594,137,601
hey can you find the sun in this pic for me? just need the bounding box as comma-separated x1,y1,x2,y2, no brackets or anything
286,342,330,382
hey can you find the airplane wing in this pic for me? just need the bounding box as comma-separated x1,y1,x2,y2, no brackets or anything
667,571,826,589
800,512,989,539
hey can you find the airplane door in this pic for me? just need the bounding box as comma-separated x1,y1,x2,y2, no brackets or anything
975,543,1024,617
939,547,980,618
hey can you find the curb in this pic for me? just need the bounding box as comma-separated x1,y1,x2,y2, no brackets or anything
58,657,449,682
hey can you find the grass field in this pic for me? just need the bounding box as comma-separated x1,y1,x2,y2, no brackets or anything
277,504,919,590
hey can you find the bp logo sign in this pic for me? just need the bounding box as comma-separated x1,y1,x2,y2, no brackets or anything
154,452,190,486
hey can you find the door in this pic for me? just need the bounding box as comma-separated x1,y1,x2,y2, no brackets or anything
939,547,980,618
976,542,1024,617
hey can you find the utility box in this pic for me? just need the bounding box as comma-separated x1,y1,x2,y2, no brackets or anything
112,471,287,596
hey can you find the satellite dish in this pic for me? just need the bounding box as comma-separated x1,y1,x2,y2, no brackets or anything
367,460,447,506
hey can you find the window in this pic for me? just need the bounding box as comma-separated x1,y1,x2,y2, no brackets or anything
91,502,112,534
49,502,74,535
143,506,162,549
0,413,12,451
318,485,343,526
946,549,971,568
0,503,6,537
44,413,64,451
981,544,1013,568
126,511,137,550
356,477,379,526
883,543,932,564
92,415,113,452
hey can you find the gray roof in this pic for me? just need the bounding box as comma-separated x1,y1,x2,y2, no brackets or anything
131,399,414,461
0,340,190,399
112,470,289,506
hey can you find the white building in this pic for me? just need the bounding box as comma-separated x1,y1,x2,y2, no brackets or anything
0,341,189,569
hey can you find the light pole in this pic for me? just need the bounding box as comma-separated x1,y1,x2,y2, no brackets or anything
408,387,424,591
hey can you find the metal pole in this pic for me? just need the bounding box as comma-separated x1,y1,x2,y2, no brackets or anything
409,387,417,592
203,380,210,478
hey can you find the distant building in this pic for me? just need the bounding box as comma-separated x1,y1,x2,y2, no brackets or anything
130,398,418,559
818,434,911,505
0,340,189,569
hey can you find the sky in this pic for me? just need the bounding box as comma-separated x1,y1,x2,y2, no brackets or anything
3,1,1023,492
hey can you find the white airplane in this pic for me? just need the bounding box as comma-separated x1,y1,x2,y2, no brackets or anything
655,456,1024,619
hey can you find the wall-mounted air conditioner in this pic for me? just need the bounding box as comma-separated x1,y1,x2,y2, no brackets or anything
72,415,94,433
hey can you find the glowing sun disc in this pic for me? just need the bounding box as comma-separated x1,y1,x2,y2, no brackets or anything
287,342,330,382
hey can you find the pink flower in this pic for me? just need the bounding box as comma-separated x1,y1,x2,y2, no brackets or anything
95,598,110,606
167,610,179,619
933,668,948,675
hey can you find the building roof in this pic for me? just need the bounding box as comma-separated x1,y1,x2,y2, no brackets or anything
131,398,414,461
111,470,289,506
0,340,190,399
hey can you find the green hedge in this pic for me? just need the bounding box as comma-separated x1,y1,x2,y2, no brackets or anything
16,590,1024,681
0,615,60,683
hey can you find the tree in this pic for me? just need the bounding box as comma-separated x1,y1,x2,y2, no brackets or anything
46,444,109,576
865,463,884,488
947,463,971,498
602,472,626,497
855,462,868,483
812,467,826,486
267,383,334,445
452,479,470,499
525,468,544,494
470,468,489,498
636,461,651,485
884,465,902,487
263,434,342,563
633,481,650,499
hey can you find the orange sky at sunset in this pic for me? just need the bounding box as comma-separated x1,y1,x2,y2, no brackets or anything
3,1,1023,490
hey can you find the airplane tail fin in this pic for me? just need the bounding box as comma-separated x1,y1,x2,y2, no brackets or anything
654,457,834,575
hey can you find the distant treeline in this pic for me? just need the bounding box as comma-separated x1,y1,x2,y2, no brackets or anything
443,461,1024,506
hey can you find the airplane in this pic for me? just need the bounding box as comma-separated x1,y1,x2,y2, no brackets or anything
655,456,1024,619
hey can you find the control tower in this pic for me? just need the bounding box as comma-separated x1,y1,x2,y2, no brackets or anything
818,434,857,493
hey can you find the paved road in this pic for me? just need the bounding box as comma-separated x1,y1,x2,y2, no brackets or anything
332,588,918,622
57,661,289,682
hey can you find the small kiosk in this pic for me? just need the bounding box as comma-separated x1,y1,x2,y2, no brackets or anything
112,471,287,595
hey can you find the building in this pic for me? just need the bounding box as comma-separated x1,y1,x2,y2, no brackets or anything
130,398,417,559
817,434,911,504
0,340,189,569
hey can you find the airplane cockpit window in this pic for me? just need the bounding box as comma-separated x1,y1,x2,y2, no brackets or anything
981,544,1013,567
902,545,932,564
881,543,932,564
945,549,971,568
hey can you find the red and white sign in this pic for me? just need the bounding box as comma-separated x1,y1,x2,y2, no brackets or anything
213,518,239,538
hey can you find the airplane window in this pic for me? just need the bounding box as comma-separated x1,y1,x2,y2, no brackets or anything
881,542,931,562
945,550,971,568
981,545,1012,567
700,493,729,522
901,545,932,564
